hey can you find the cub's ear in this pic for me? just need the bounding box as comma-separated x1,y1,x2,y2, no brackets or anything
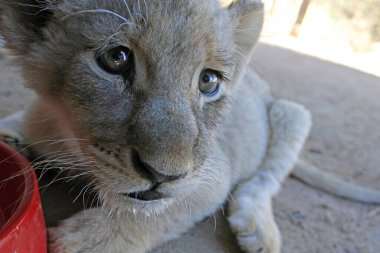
225,0,264,58
0,0,54,55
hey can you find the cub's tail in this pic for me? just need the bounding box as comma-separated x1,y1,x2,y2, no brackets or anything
292,160,380,204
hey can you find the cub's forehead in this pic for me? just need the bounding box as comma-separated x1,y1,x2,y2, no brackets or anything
58,0,233,52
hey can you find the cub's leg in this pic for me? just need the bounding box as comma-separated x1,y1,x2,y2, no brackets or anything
228,100,311,253
0,111,30,156
49,206,210,253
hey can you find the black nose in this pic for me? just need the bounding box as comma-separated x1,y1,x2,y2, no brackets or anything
131,150,187,183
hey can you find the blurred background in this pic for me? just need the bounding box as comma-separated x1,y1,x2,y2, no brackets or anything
261,0,380,77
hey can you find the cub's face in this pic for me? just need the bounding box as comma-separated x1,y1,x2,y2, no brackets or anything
0,0,263,211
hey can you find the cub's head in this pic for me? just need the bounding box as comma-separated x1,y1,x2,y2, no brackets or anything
0,0,263,212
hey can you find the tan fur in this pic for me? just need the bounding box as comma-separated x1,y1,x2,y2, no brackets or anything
0,1,379,253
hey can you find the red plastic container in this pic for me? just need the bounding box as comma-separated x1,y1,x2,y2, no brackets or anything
0,141,47,253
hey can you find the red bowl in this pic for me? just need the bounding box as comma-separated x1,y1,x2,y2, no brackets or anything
0,141,46,253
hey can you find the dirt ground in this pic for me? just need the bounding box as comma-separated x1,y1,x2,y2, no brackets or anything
0,42,379,253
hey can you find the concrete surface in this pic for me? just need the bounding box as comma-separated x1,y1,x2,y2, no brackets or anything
0,43,379,253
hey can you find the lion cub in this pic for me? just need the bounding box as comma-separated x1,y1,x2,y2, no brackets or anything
0,1,311,252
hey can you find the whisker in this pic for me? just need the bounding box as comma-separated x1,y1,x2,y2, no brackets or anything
61,9,135,28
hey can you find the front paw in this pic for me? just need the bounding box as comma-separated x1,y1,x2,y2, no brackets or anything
48,209,111,253
48,227,79,253
228,197,281,253
48,219,89,253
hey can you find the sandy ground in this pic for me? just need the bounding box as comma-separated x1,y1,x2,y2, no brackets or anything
0,43,379,253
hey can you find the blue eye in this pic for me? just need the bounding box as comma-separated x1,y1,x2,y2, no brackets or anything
199,69,221,97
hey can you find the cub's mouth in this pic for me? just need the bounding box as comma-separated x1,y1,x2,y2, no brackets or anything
122,182,164,202
123,188,164,202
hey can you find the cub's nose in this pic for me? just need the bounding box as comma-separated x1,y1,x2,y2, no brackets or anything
131,150,187,183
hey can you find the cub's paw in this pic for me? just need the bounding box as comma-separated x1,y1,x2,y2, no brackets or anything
228,196,281,253
47,208,131,253
48,227,78,253
48,221,88,253
48,210,106,253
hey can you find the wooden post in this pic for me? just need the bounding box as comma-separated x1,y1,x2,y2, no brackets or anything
290,0,311,37
270,0,277,16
